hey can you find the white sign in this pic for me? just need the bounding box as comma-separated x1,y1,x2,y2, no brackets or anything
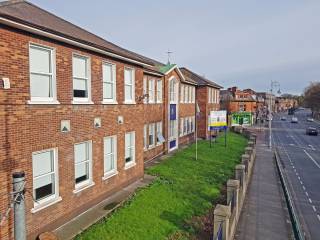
209,110,227,129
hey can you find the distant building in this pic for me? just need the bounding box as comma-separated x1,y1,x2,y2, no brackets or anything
275,97,298,112
220,87,257,126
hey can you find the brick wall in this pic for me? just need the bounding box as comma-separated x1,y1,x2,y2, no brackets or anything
196,86,220,139
0,25,146,239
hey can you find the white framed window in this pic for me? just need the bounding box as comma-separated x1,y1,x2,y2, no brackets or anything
156,79,162,103
180,85,184,103
102,62,117,103
143,124,148,150
156,121,163,145
213,89,216,103
103,136,117,178
29,44,57,103
72,54,91,103
125,132,135,168
184,85,188,103
189,86,192,103
74,141,93,190
124,67,135,103
184,118,188,135
216,90,220,104
148,123,155,148
32,148,59,210
180,118,184,136
169,79,176,103
148,79,155,103
191,116,195,132
192,87,195,103
169,120,176,139
208,88,211,103
143,77,147,104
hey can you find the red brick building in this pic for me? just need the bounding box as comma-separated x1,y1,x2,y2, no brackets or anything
180,68,222,139
220,87,257,125
0,1,199,239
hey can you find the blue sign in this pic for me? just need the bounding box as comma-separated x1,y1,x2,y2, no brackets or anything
170,140,176,149
170,104,176,120
209,126,228,131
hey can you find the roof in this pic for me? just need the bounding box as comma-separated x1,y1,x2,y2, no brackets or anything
0,0,154,66
179,67,223,89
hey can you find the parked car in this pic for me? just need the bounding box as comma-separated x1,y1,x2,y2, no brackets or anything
306,127,318,136
307,118,314,122
280,116,287,121
291,117,298,123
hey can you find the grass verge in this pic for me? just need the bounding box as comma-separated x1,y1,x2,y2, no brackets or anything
75,132,247,240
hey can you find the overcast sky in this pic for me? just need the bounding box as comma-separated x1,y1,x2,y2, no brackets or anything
30,0,320,95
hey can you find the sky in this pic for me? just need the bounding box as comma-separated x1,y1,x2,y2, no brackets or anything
29,0,320,95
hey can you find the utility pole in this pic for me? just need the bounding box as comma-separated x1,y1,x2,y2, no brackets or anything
269,81,281,149
13,172,26,240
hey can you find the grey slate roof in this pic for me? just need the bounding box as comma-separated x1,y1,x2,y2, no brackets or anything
179,67,222,88
0,0,155,65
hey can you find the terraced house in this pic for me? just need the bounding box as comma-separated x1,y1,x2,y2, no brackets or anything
0,1,222,239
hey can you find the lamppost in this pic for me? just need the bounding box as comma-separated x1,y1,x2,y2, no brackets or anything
269,80,281,149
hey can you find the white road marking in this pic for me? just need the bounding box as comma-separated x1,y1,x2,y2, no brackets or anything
302,186,306,190
298,176,300,180
308,145,316,151
305,192,309,197
309,198,313,204
312,206,317,212
303,150,320,169
300,181,303,185
317,215,320,222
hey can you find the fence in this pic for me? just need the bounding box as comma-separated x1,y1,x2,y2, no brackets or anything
274,148,305,240
213,128,257,240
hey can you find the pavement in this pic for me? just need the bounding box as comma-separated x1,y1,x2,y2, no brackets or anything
234,128,293,240
53,175,155,240
272,110,320,239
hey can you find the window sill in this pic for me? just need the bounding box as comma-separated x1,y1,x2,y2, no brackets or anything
102,171,118,181
27,100,60,105
101,100,118,105
31,196,62,214
148,145,155,150
73,182,95,194
72,100,94,105
123,101,136,105
124,162,136,170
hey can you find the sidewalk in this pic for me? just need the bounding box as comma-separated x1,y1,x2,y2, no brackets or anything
234,129,293,240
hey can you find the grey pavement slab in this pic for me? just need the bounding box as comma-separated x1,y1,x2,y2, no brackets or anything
53,174,155,240
234,130,293,240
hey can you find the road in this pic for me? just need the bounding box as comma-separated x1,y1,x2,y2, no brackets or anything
272,109,320,239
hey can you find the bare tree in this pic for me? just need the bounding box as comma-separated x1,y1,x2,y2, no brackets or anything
303,82,320,117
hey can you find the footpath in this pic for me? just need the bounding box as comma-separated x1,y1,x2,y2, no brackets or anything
234,129,293,240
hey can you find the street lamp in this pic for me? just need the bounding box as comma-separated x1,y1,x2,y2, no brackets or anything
269,80,281,149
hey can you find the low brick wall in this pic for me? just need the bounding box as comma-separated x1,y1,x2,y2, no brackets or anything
212,130,257,240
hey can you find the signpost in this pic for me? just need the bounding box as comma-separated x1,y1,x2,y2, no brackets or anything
208,110,228,147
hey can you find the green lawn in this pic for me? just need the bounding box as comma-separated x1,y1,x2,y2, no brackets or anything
76,132,247,240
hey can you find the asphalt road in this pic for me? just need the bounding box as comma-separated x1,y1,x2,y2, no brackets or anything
272,109,320,239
